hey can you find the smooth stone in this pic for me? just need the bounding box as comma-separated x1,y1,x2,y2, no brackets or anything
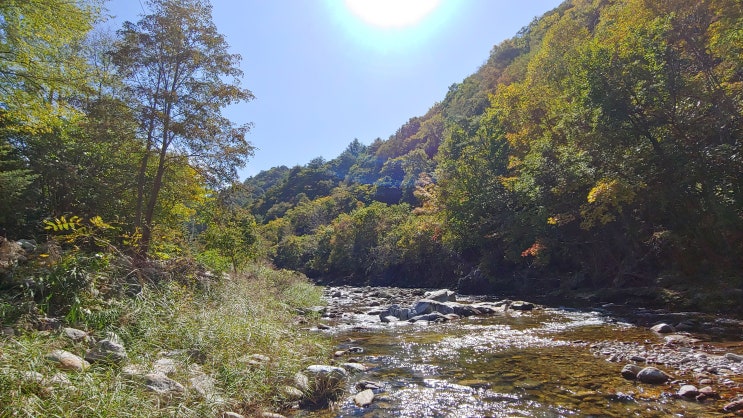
354,389,375,407
725,353,743,362
424,289,457,302
62,327,90,342
305,365,348,386
355,380,382,390
650,323,675,333
678,384,698,398
621,364,643,380
46,349,89,372
340,362,367,373
636,367,671,384
724,399,743,412
222,413,244,418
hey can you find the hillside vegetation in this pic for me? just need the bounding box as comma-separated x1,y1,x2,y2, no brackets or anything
246,0,743,308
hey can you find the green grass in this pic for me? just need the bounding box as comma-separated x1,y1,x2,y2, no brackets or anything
0,263,331,417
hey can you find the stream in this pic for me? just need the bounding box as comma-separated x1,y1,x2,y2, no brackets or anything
294,286,743,417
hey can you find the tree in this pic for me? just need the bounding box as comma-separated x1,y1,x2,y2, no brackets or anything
113,0,254,255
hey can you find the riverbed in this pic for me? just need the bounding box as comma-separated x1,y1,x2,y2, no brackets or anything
295,286,743,417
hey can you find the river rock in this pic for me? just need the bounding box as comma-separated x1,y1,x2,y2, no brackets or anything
381,315,399,323
509,301,535,311
678,384,698,398
424,289,457,302
651,323,675,333
85,338,127,364
724,398,743,412
354,389,375,407
341,362,368,373
223,413,244,418
451,304,481,317
144,372,186,395
621,364,643,380
305,365,348,385
413,299,454,315
663,334,701,345
379,304,416,321
46,349,89,372
725,353,743,362
637,367,671,384
409,312,448,323
356,380,382,390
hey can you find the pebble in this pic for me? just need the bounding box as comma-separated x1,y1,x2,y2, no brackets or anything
354,389,374,407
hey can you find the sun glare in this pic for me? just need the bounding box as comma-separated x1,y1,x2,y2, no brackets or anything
344,0,441,28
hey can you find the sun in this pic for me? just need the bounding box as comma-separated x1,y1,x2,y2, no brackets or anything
344,0,441,29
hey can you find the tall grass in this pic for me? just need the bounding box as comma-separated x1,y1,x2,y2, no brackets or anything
0,263,331,417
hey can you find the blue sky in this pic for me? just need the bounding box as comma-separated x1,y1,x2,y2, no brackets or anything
102,0,563,179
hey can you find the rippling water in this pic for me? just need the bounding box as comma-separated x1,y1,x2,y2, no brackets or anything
295,288,743,417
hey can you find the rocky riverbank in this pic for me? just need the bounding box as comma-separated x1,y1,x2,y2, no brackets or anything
307,285,743,417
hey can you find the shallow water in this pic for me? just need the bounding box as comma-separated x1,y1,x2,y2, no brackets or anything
296,288,743,417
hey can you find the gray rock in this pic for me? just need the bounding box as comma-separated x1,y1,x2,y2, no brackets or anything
724,399,743,412
353,389,375,407
46,349,89,372
281,385,304,401
260,413,286,418
677,384,698,398
340,362,367,373
725,353,743,362
153,358,177,375
663,334,700,345
1,326,14,337
305,365,348,384
451,304,481,317
509,301,535,311
413,299,454,315
144,373,186,395
651,323,675,333
379,304,416,321
85,339,127,364
409,312,448,323
294,372,310,391
356,380,382,390
424,289,457,302
621,364,643,380
223,413,244,418
381,315,399,323
636,367,671,384
190,372,222,403
62,327,90,343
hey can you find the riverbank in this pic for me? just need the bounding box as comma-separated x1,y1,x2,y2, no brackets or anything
307,285,743,417
0,264,332,417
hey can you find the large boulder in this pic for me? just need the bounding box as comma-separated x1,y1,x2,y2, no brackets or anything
413,299,454,315
378,304,416,321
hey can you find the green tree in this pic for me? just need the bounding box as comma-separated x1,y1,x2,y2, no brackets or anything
113,0,254,256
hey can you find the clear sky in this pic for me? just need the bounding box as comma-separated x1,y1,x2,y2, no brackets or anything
101,0,563,179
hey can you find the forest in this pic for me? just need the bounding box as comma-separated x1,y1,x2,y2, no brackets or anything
1,0,742,307
244,0,743,302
